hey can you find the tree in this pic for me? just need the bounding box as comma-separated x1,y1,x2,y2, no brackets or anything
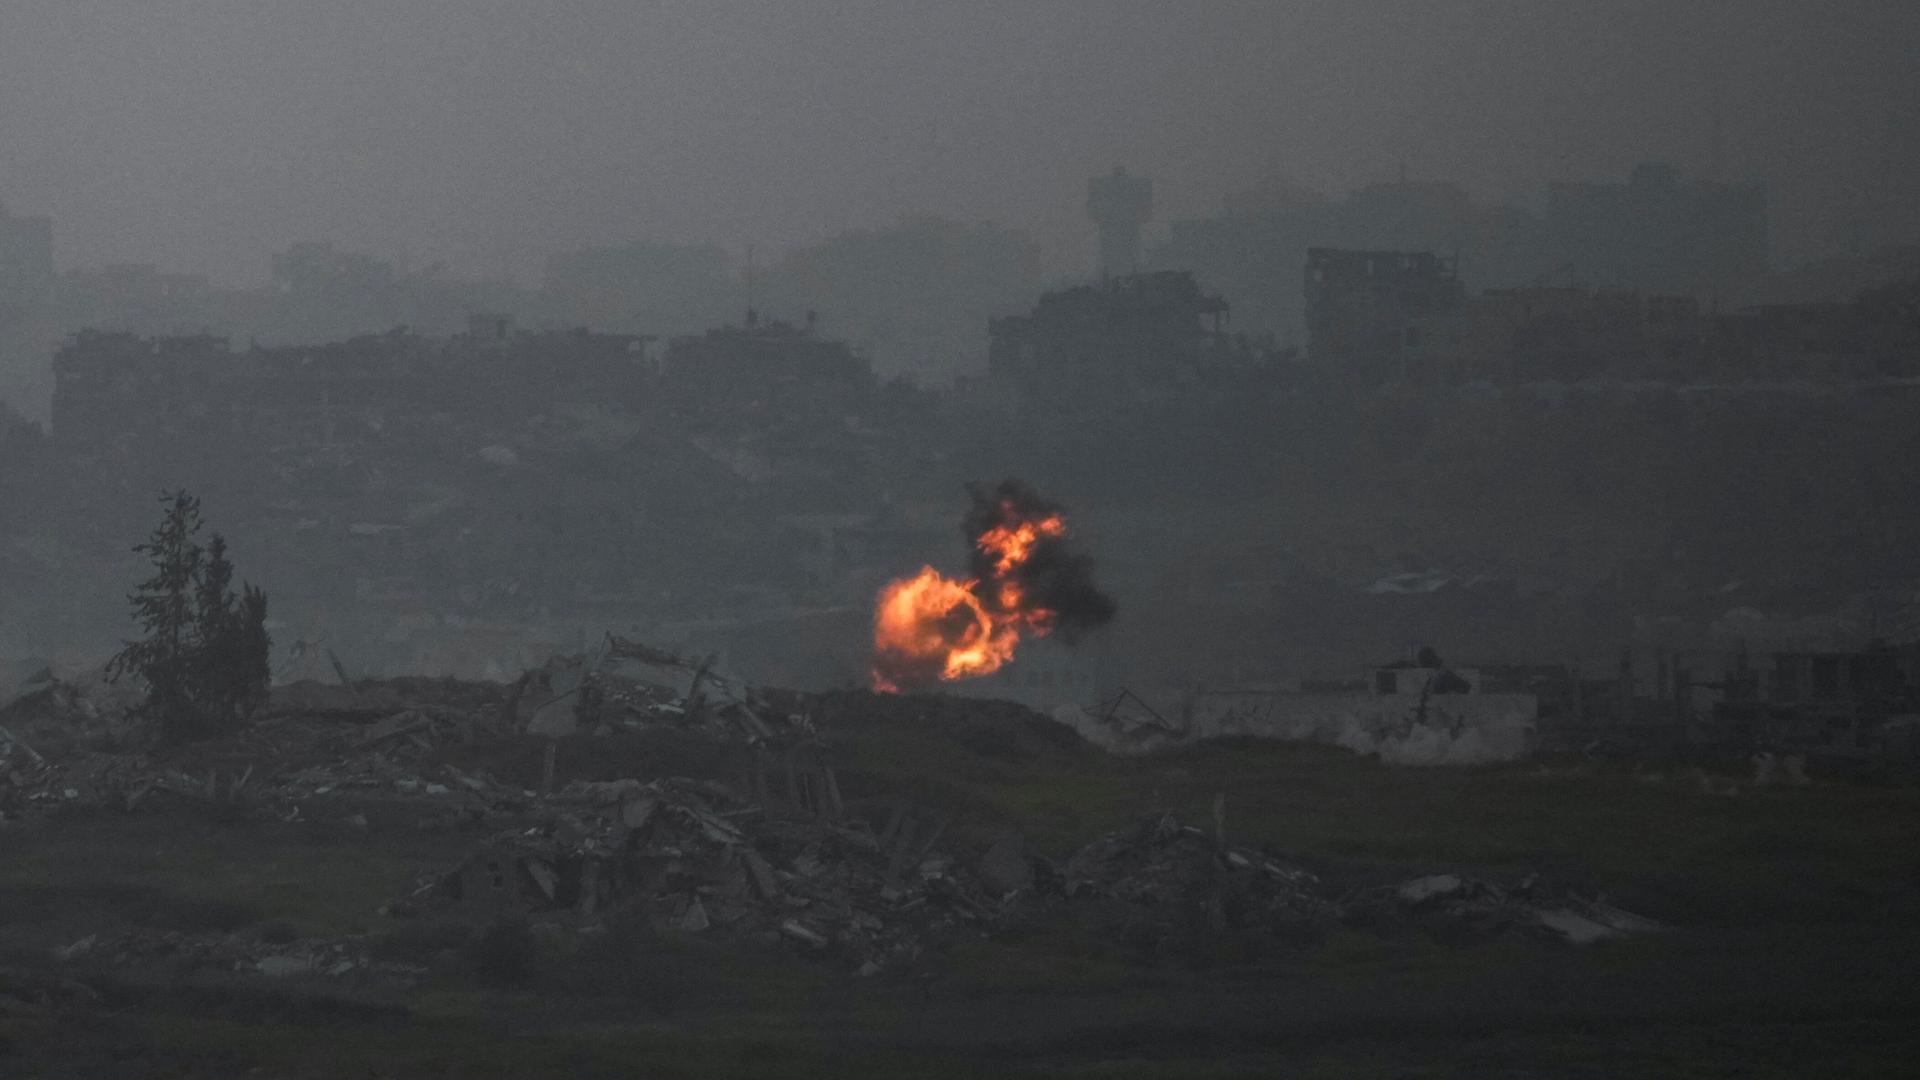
108,490,203,743
108,490,272,744
194,535,273,725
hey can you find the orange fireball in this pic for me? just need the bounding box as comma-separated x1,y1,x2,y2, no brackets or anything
871,566,1023,692
872,486,1108,693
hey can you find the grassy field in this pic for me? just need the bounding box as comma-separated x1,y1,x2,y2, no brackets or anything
4,699,1919,1077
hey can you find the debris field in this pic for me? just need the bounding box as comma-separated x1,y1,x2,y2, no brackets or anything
1,638,1663,986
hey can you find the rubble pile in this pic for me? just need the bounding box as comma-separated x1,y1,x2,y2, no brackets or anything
0,639,805,824
9,638,1669,988
399,775,1017,975
509,635,803,744
1,683,529,822
1060,811,1338,943
3,752,249,819
1037,812,1666,955
1363,872,1668,945
2,668,140,757
406,802,1670,976
2,671,144,822
250,705,528,813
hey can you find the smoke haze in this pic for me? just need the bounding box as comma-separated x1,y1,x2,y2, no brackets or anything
1,2,1916,283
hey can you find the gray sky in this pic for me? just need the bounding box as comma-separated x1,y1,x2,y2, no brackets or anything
2,1,1916,285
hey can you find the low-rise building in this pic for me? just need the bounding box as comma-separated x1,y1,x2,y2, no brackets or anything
987,270,1237,400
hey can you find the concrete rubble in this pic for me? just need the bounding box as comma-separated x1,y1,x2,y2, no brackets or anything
1060,811,1338,939
397,774,1020,974
8,639,1668,983
0,638,803,824
508,634,797,743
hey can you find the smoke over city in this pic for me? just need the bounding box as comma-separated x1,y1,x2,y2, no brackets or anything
1,4,1918,1076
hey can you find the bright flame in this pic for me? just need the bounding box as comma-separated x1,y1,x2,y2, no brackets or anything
870,566,1019,692
976,514,1065,577
870,506,1069,692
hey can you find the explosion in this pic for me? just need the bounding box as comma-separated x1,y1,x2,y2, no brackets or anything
872,481,1115,692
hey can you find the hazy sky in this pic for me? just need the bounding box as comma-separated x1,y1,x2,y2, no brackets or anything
1,1,1916,285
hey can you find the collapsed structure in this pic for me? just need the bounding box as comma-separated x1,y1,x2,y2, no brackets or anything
2,637,1665,989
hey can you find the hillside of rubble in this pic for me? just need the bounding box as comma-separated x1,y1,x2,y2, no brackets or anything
4,647,1920,1077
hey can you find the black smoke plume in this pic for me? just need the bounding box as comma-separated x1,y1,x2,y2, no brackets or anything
963,479,1117,636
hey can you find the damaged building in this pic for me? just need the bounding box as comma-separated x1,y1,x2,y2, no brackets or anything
1702,637,1920,766
986,270,1243,400
1302,248,1465,381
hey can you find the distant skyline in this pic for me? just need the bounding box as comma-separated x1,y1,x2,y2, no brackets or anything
2,1,1917,285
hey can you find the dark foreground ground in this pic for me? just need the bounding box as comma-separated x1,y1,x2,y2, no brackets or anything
4,693,1919,1078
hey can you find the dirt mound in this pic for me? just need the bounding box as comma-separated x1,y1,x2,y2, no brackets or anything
807,688,1094,761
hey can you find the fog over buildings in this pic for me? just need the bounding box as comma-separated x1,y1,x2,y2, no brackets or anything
2,2,1918,280
4,6,1920,1075
0,0,1915,665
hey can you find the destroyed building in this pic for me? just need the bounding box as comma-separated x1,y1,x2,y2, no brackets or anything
1702,637,1920,765
1302,248,1465,381
986,270,1238,400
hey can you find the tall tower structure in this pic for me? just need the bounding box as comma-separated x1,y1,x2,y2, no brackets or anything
1087,166,1153,277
